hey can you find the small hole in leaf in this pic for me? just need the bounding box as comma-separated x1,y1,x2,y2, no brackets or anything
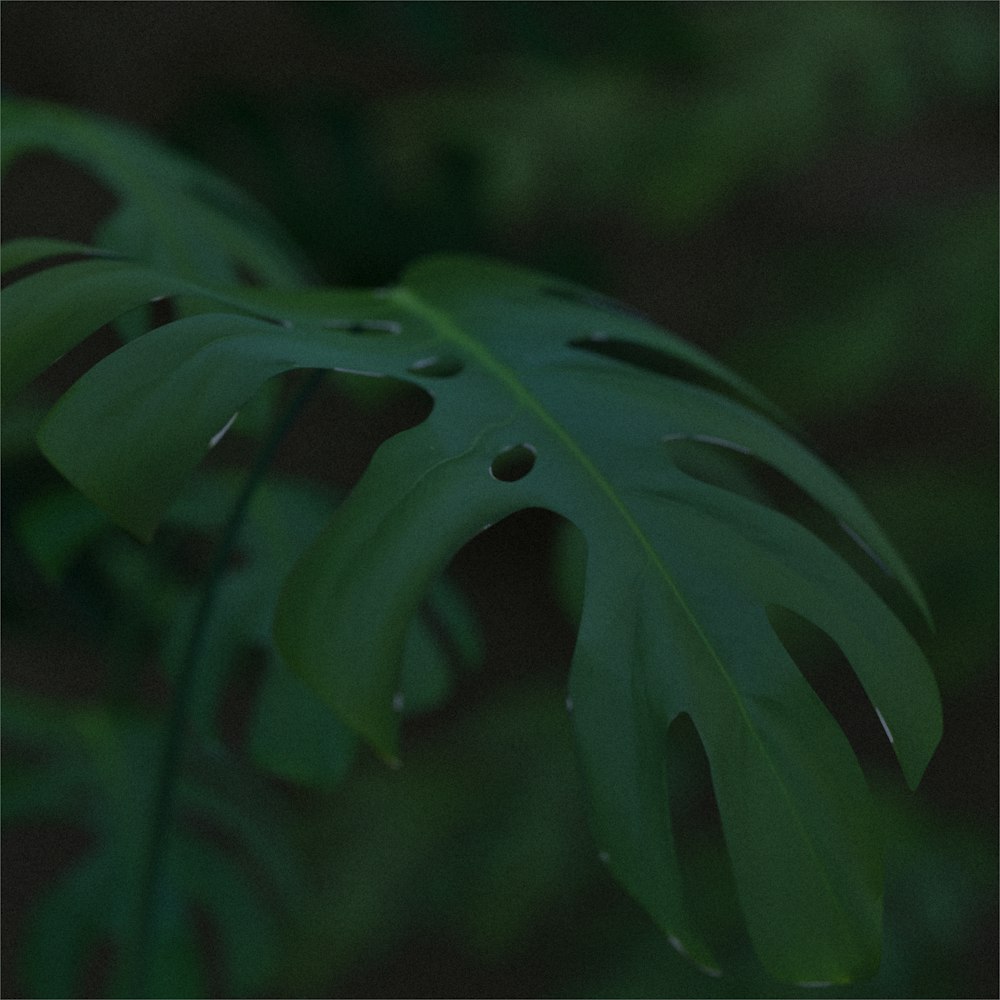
490,444,537,482
322,319,402,336
407,355,464,378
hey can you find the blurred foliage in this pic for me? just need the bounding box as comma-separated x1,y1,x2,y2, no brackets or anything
171,2,997,282
2,2,997,998
726,194,999,422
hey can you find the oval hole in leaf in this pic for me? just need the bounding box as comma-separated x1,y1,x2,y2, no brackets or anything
321,319,402,336
490,444,537,483
407,355,464,378
766,606,896,776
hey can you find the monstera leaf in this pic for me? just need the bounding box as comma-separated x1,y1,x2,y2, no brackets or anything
0,103,941,987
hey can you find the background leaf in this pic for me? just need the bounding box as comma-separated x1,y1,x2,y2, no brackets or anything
1,99,309,285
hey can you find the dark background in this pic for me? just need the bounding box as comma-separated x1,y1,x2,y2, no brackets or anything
2,3,997,998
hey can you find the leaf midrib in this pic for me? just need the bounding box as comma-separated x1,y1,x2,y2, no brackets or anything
390,284,859,954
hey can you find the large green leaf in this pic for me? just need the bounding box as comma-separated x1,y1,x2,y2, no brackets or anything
6,248,941,983
1,104,941,985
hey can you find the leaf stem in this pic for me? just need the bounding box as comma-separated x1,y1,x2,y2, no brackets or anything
128,370,324,997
